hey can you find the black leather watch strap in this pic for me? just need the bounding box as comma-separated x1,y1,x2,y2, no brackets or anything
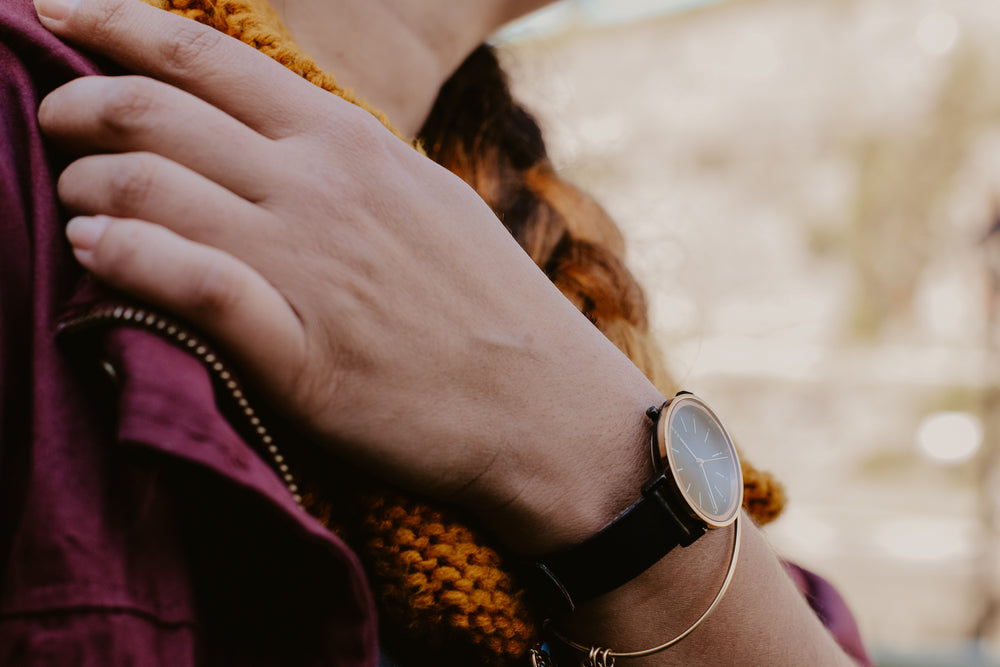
530,471,704,614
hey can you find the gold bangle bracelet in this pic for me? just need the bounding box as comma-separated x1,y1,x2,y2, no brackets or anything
548,514,742,667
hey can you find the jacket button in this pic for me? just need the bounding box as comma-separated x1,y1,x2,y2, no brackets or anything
99,359,120,388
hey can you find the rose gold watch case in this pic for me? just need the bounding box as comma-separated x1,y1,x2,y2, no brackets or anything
653,393,744,528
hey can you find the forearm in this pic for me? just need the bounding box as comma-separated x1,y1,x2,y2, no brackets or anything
557,517,857,666
471,342,857,665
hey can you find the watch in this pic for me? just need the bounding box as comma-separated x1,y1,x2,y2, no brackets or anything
531,391,743,614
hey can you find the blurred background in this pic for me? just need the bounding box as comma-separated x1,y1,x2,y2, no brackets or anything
499,0,1000,664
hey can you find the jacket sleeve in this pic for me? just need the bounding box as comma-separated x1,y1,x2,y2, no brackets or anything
785,561,874,666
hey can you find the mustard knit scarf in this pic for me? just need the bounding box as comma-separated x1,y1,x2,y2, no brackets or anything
139,2,786,663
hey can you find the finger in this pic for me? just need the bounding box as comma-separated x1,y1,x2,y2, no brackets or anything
35,0,327,139
58,152,266,248
66,214,307,393
40,75,274,200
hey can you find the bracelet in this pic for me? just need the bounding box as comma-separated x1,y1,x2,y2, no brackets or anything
546,513,742,667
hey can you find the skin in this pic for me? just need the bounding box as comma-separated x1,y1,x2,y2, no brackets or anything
269,0,551,138
32,0,859,663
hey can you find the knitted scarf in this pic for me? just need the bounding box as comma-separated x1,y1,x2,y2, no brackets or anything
139,2,787,664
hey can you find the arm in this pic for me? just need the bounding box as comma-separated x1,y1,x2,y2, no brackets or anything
36,1,861,664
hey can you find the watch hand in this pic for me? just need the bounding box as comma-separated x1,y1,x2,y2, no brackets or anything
670,426,699,460
701,465,719,513
703,455,730,463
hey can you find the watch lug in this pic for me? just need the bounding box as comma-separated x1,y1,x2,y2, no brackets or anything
642,473,706,547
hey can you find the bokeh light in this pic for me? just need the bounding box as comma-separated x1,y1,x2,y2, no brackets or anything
915,11,959,56
916,411,983,464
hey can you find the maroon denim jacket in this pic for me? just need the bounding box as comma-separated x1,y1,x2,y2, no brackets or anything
0,1,378,664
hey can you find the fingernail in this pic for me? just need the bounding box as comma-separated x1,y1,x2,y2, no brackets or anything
34,0,73,21
66,216,109,251
73,248,96,268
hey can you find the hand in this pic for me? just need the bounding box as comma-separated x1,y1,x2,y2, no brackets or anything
33,5,866,664
36,0,662,552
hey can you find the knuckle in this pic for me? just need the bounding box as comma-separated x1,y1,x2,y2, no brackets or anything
99,77,161,136
104,154,160,212
311,105,397,180
344,106,391,148
87,0,132,48
159,22,224,78
187,259,243,319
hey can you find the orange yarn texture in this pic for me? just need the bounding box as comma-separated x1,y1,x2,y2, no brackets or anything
363,494,537,660
143,2,787,664
299,486,538,666
144,0,405,140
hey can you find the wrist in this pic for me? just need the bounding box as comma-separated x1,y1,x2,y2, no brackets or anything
549,515,862,667
519,391,745,620
553,515,740,650
476,378,663,555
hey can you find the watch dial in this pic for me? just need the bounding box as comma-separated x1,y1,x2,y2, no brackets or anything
662,396,742,525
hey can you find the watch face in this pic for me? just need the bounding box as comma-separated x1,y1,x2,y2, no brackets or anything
658,395,743,526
